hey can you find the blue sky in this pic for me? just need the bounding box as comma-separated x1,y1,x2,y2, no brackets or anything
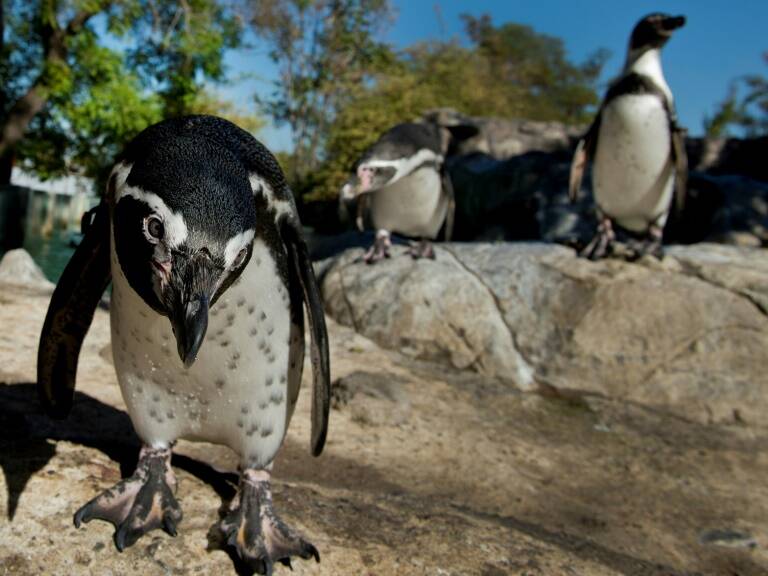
221,1,768,151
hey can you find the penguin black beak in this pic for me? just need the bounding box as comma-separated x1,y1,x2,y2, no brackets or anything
172,294,209,368
662,15,686,31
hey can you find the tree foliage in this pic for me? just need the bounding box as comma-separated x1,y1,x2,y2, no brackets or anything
300,12,608,201
705,52,768,138
0,0,249,188
250,0,393,183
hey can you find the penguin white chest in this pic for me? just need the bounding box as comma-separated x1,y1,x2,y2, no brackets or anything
593,94,675,232
370,166,446,238
110,237,302,467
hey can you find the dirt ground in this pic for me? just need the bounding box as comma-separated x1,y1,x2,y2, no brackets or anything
0,282,766,575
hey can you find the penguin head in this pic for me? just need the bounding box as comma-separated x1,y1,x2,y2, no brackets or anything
629,13,686,53
355,163,397,194
110,134,256,367
352,123,448,195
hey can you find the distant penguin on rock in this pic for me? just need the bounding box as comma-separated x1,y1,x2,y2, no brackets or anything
340,113,477,263
569,13,688,260
37,115,330,574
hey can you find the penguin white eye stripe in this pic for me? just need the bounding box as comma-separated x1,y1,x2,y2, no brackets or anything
224,229,255,268
112,163,189,249
359,148,443,187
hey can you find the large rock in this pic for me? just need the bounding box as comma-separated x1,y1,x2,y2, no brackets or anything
321,243,768,426
451,117,583,159
0,248,54,293
447,150,594,243
427,110,768,181
422,111,768,247
446,151,768,247
1,259,767,575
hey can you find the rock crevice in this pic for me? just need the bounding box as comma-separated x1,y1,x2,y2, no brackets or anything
321,242,768,426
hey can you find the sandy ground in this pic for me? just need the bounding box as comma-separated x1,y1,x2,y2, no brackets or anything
0,282,766,575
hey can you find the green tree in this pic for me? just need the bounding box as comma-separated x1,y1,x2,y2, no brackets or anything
250,0,393,184
461,13,608,124
0,0,245,188
305,13,608,201
705,52,768,138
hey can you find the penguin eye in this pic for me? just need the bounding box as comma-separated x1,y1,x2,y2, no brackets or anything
145,216,164,242
232,248,248,269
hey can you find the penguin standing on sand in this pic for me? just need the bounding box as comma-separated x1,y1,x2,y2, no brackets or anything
37,116,329,574
569,13,688,259
341,115,476,263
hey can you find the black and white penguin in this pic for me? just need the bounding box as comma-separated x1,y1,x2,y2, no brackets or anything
341,116,476,262
569,13,688,259
37,116,329,574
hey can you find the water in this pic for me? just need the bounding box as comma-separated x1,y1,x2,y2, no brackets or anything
0,186,95,282
23,227,82,282
0,187,349,283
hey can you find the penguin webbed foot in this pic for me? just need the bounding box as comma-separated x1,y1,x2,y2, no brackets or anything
361,229,392,264
407,239,435,260
579,218,615,260
221,469,319,575
626,227,665,261
74,445,182,551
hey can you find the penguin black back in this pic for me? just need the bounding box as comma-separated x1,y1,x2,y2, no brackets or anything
359,122,443,163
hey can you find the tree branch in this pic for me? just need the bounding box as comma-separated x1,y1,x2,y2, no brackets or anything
0,5,100,158
65,9,95,36
0,85,47,158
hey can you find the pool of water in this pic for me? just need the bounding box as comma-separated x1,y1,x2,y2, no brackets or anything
22,229,80,282
0,187,94,282
0,187,361,284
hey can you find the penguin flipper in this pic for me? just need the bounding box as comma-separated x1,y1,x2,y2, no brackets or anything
569,115,600,203
671,123,688,212
37,202,111,418
355,192,370,232
281,220,330,457
441,166,456,242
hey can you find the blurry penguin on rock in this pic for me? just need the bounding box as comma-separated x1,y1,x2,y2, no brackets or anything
340,111,478,263
37,115,330,575
569,13,688,260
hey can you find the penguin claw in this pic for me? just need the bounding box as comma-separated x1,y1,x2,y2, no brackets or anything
579,234,613,260
407,239,435,260
221,471,319,575
626,241,664,261
626,227,665,261
74,446,182,552
362,244,390,264
362,230,392,264
580,218,615,260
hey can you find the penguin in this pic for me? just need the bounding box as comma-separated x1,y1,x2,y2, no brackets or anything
341,115,476,263
569,13,688,260
37,115,330,574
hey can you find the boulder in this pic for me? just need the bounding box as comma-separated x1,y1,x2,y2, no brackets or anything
419,111,768,247
320,243,768,426
449,117,583,159
446,151,768,248
0,249,54,293
426,111,768,183
1,253,767,575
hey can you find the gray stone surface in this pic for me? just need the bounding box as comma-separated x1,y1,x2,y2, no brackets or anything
452,117,583,159
0,251,767,574
321,243,768,426
416,111,768,246
0,249,54,293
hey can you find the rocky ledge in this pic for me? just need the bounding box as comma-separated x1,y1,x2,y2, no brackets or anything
321,243,768,427
0,248,766,575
